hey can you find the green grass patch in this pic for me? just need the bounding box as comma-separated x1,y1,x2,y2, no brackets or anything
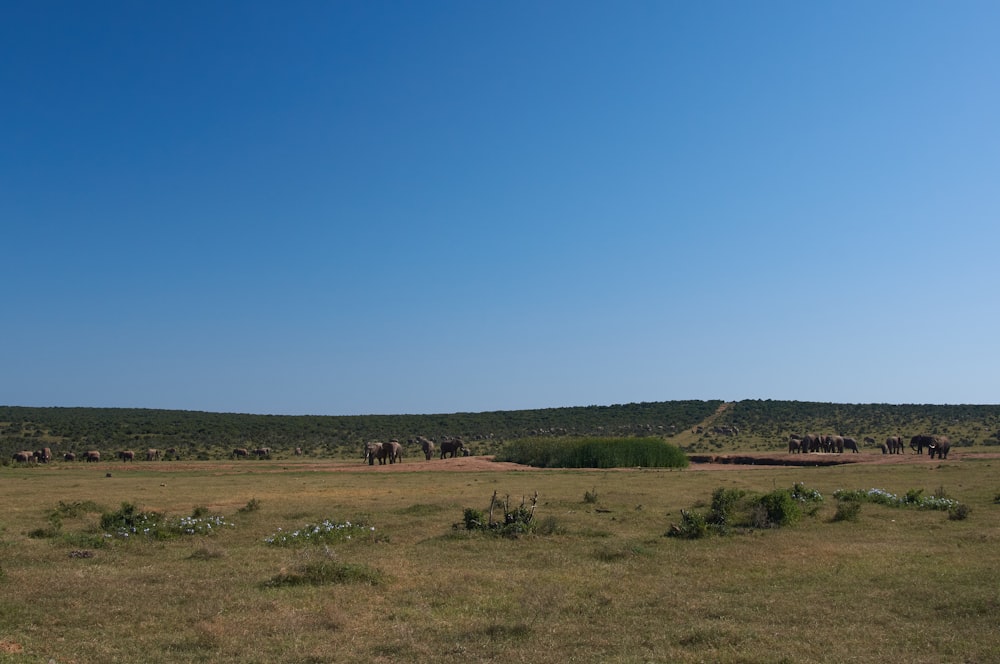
497,436,689,468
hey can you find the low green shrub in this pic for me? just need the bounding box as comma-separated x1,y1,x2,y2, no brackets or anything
948,503,971,521
668,484,819,537
461,491,539,538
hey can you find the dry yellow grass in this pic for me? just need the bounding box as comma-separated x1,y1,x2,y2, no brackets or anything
1,455,999,663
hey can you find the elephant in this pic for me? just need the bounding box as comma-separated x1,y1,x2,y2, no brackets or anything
439,438,466,459
384,440,403,464
12,451,34,463
788,437,802,453
879,443,889,454
85,450,101,462
885,436,904,454
364,442,385,465
828,435,845,453
232,448,249,459
411,436,435,460
118,450,135,462
842,437,859,453
294,447,303,456
863,436,876,446
910,434,951,458
165,447,179,459
254,448,271,459
64,452,76,462
926,437,952,459
34,448,52,463
146,448,160,461
799,434,819,453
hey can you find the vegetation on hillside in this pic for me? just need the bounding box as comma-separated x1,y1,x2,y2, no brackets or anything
0,401,720,460
4,399,1000,461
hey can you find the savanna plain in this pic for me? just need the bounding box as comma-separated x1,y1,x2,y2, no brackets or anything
2,453,999,664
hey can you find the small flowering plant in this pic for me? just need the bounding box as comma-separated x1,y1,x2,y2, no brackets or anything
100,502,235,540
264,519,375,547
832,487,960,511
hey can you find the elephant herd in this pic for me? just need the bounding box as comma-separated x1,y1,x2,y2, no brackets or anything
788,434,859,454
363,436,469,466
10,448,178,464
787,434,952,459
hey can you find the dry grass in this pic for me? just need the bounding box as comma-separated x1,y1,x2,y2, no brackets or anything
1,457,999,663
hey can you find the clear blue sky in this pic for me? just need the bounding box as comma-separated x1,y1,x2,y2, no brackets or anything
3,1,998,415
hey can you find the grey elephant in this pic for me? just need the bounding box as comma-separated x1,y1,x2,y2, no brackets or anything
788,437,802,453
910,434,949,457
411,436,435,460
800,434,820,453
439,438,466,459
363,442,384,466
12,451,33,463
885,436,903,454
384,440,403,464
926,437,952,459
842,437,859,453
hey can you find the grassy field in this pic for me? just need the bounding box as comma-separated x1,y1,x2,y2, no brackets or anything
2,454,999,663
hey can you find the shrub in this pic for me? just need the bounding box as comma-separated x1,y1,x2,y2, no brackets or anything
666,509,709,539
948,503,971,521
583,488,599,504
756,489,801,528
238,498,262,513
461,491,538,538
669,484,819,537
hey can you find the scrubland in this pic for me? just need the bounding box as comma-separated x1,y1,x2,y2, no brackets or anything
1,454,998,663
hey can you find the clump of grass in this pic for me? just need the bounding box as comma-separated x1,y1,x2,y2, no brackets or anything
54,500,102,518
264,519,374,547
189,546,226,560
497,437,689,469
264,556,383,587
583,488,599,504
238,498,261,513
832,500,862,522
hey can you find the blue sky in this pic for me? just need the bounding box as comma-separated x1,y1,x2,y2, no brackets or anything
3,1,998,415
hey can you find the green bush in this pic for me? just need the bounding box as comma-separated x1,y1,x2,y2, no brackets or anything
497,437,688,469
669,484,818,537
666,510,709,539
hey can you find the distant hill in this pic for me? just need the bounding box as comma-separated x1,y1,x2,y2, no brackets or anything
3,400,999,461
0,401,721,460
